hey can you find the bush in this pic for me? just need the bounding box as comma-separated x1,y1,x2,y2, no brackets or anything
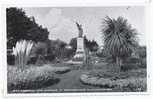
7,55,15,65
124,57,140,64
121,63,139,71
121,56,147,71
7,65,59,91
45,55,55,62
122,56,146,70
137,46,146,58
27,56,37,64
139,58,146,68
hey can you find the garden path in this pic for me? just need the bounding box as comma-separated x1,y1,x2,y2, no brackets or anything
41,62,112,91
43,69,100,89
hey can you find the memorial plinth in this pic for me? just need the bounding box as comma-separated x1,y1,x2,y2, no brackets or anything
73,37,85,62
72,22,86,63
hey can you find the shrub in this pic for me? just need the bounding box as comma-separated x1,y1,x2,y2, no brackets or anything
7,49,15,65
7,65,59,91
124,57,140,64
139,58,146,68
121,63,139,71
7,55,15,65
27,56,37,64
123,56,146,70
12,40,34,70
45,54,55,62
121,56,145,71
137,46,146,58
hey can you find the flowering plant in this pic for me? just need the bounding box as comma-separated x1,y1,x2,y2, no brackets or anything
13,40,34,70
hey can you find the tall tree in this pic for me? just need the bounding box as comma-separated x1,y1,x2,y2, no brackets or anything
69,37,77,53
102,16,138,72
51,39,67,59
7,7,49,48
84,36,99,52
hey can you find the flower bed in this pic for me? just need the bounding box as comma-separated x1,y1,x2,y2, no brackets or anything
53,67,71,74
42,64,71,74
7,65,71,91
80,69,146,91
7,66,59,91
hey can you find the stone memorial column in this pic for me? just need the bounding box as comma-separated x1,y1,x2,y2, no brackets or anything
73,22,86,63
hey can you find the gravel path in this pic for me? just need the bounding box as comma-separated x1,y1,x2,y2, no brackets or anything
43,70,99,90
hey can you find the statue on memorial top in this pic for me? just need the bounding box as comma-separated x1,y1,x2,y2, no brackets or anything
76,22,83,37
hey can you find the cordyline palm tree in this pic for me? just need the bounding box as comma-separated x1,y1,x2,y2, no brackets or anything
102,16,138,72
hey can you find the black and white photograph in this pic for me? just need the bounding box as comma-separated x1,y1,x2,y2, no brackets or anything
6,6,147,94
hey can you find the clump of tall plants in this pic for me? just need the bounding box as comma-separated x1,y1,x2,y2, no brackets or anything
102,16,138,72
12,40,34,70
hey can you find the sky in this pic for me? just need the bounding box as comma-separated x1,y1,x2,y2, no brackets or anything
23,6,146,46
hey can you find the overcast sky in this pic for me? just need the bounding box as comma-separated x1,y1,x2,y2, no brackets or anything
23,6,146,46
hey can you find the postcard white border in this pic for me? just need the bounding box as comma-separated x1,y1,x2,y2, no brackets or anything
0,0,152,97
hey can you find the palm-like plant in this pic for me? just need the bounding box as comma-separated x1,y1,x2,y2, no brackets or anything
102,16,138,72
